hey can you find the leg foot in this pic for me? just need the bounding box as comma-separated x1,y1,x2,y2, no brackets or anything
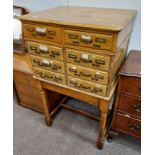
97,141,104,150
107,130,118,142
107,135,113,142
45,117,52,127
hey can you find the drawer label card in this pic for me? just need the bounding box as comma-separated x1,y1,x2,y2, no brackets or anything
81,53,88,59
36,27,46,33
96,72,101,75
81,35,91,40
72,66,77,70
39,45,48,51
42,59,50,65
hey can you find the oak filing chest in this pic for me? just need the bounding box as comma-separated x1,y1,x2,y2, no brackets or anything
19,6,137,98
107,51,141,141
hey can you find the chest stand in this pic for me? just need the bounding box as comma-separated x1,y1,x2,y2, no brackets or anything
40,86,111,150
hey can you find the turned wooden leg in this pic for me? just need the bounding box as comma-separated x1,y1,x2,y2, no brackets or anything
40,89,52,126
107,130,113,142
107,130,118,142
97,100,109,150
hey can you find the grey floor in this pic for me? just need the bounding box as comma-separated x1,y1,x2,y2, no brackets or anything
14,97,141,155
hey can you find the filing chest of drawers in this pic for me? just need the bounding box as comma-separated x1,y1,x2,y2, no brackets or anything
107,51,141,140
19,6,136,98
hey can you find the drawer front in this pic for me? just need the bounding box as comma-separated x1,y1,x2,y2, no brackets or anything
23,24,61,43
114,113,141,138
15,82,41,100
28,42,63,61
118,94,141,118
67,63,108,85
121,76,141,97
34,67,65,85
68,76,107,96
64,30,113,51
31,55,65,74
13,71,39,88
19,93,43,112
66,49,110,71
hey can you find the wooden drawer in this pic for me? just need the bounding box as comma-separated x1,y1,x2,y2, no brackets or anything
27,42,63,61
68,76,107,96
121,76,141,97
34,67,65,85
23,23,61,43
66,49,110,71
13,71,40,89
117,93,141,118
31,55,65,74
67,63,108,85
19,93,44,112
15,82,41,100
64,30,113,51
113,113,141,138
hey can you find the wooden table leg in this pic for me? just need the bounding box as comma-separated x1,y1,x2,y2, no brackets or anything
40,89,52,126
97,100,109,149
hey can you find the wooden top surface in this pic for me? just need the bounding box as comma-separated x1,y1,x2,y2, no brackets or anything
119,50,141,77
13,52,33,75
19,6,137,31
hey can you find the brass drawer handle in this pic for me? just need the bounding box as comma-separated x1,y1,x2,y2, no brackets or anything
52,64,61,69
72,41,80,44
27,28,34,32
80,84,91,89
128,124,141,131
95,74,104,79
93,44,101,48
33,59,40,64
94,87,103,92
36,71,42,76
133,105,141,112
36,27,47,35
95,38,106,43
44,74,53,79
95,60,105,65
80,58,92,63
80,35,93,43
69,34,78,39
30,46,37,51
48,31,56,36
36,71,52,79
80,72,91,77
68,54,77,59
54,76,62,81
30,46,40,54
51,51,59,56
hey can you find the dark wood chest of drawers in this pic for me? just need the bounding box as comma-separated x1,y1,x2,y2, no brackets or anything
107,50,141,140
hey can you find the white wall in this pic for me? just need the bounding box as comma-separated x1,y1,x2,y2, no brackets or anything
14,0,141,51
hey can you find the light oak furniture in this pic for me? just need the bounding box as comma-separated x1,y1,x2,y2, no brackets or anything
107,50,141,141
13,53,65,113
19,6,136,149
